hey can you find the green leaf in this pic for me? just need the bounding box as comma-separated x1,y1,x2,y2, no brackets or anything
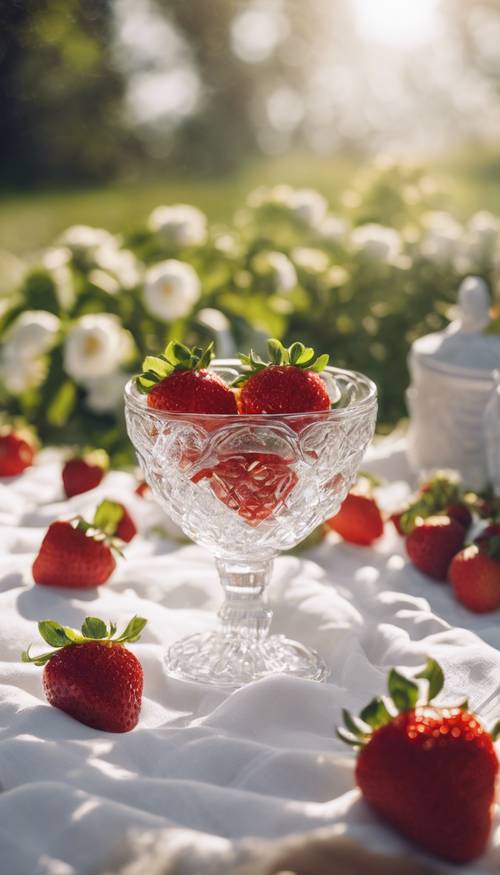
295,346,315,365
93,499,124,537
415,658,444,703
336,726,362,748
288,342,304,365
359,696,393,729
268,338,285,364
342,708,369,738
81,617,108,640
310,353,329,373
198,341,214,368
38,620,74,649
116,616,147,643
142,356,171,378
458,698,469,712
170,342,191,363
21,646,55,666
388,668,419,712
491,720,500,742
46,381,77,427
61,626,84,644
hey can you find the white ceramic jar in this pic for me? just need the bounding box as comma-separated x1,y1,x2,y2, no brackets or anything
406,276,500,489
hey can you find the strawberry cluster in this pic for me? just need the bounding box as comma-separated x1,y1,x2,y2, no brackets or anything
136,338,331,416
392,473,500,613
338,659,499,863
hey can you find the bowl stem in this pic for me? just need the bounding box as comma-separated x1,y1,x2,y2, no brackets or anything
216,557,274,641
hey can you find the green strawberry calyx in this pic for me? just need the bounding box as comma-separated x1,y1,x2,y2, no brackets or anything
233,338,329,388
399,472,468,535
336,659,499,749
136,341,214,394
71,499,127,555
21,615,147,666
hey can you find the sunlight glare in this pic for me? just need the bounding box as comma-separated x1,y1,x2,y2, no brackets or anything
353,0,439,48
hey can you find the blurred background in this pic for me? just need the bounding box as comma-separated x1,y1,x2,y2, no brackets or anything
1,0,500,460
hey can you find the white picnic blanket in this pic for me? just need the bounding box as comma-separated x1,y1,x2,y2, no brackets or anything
0,435,498,875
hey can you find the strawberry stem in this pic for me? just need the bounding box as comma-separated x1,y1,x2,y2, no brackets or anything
233,338,329,387
136,341,214,393
21,616,147,666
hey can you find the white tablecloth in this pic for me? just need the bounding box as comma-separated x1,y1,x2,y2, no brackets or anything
0,436,498,875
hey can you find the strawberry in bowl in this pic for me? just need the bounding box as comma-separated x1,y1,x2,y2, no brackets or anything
125,338,377,686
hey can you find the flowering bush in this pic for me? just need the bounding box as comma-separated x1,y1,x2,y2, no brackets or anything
1,158,499,463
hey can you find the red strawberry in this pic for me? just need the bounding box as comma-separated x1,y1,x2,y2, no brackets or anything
337,660,499,863
22,616,146,732
135,479,150,497
326,492,384,546
0,428,36,476
448,542,500,613
137,341,237,414
32,517,117,588
63,450,109,497
115,505,137,542
406,515,465,580
192,452,298,525
446,502,472,530
236,339,330,415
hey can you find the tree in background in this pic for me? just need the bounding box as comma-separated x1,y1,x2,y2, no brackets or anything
0,0,133,186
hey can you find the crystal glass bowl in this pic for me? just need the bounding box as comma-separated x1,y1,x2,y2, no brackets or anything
125,361,377,686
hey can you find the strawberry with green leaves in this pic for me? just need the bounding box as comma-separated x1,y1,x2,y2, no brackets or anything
397,473,472,536
338,660,499,863
235,338,331,415
22,616,146,732
448,537,500,613
32,499,128,588
136,341,237,414
62,449,109,498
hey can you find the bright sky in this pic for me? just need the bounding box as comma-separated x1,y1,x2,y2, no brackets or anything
352,0,440,48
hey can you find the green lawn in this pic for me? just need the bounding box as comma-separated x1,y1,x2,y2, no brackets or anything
1,148,500,256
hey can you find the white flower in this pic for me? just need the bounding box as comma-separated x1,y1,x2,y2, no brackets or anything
468,211,499,245
292,247,329,273
319,214,348,243
0,310,61,396
148,205,207,247
464,211,499,264
420,212,463,264
266,252,297,293
58,225,118,256
64,314,133,382
93,246,142,289
246,184,293,209
3,310,61,358
143,260,201,322
42,248,75,309
288,188,328,228
84,371,130,414
0,351,46,395
350,224,402,262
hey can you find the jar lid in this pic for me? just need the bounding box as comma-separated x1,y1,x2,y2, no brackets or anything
411,276,500,378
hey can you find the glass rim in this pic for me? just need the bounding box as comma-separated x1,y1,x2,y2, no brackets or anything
124,360,377,422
